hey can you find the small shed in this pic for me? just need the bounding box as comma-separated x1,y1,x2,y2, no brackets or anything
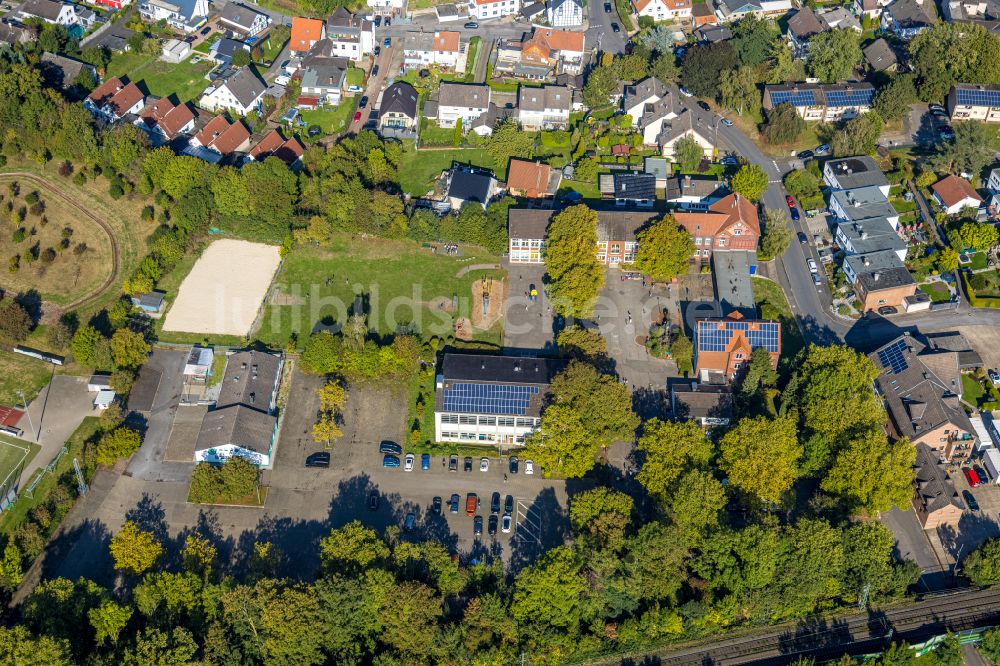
94,390,116,410
184,346,215,380
87,373,111,393
132,291,166,313
161,38,192,63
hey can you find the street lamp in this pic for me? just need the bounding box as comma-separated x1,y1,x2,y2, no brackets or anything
17,390,36,442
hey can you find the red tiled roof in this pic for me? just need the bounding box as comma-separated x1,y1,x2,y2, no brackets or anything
248,128,285,159
210,121,250,155
433,30,460,52
194,114,232,146
88,75,124,105
291,17,324,51
507,159,552,196
932,175,983,208
139,98,193,139
273,136,305,165
107,81,144,117
0,405,24,428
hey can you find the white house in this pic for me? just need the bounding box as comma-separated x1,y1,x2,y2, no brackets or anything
660,111,714,160
138,0,209,32
518,85,571,131
85,77,145,121
437,82,491,128
94,390,116,410
184,347,215,381
161,38,191,63
325,7,374,62
199,67,266,116
299,60,346,105
367,0,407,17
624,77,675,128
546,0,583,27
932,175,984,215
403,30,462,70
631,0,692,22
469,0,520,20
217,2,270,37
14,0,77,25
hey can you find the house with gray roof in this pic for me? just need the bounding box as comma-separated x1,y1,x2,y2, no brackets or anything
199,67,266,116
517,84,570,131
881,0,937,39
843,250,916,312
14,0,76,25
863,38,898,72
437,82,491,129
39,52,96,92
823,155,890,194
139,0,210,33
379,81,419,132
835,217,907,259
300,59,347,105
786,7,826,54
218,2,270,37
912,443,965,528
830,186,900,227
665,174,728,210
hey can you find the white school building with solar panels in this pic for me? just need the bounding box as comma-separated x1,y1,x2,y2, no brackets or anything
434,353,566,445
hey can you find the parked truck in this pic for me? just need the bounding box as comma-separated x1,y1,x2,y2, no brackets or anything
982,448,1000,485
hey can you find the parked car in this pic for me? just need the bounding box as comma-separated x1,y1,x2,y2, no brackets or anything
611,22,620,32
604,1,611,10
373,15,381,26
975,465,990,485
798,150,814,160
404,453,414,471
813,272,822,286
491,492,501,514
721,118,733,126
433,496,442,514
480,457,489,472
404,512,415,531
807,258,818,273
931,109,948,118
473,515,483,536
504,494,513,515
449,454,458,471
964,468,982,488
383,37,391,47
989,368,1000,386
359,96,369,108
928,104,946,114
369,491,379,510
373,46,380,56
798,232,808,244
305,452,330,468
964,489,980,511
421,453,430,470
790,206,800,221
697,100,710,111
464,456,473,472
353,111,362,122
383,454,400,467
679,86,693,97
200,26,212,36
379,441,402,455
371,64,379,77
525,460,535,475
464,21,478,28
720,155,738,165
488,515,498,536
465,493,478,516
815,144,830,154
501,514,512,533
449,493,460,513
509,456,519,474
878,306,898,315
786,195,796,208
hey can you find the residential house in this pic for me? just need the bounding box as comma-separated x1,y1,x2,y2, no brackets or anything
218,2,270,37
631,0,692,22
135,97,195,144
367,0,407,17
692,3,718,26
881,0,937,39
693,312,780,382
942,0,994,22
139,0,209,32
855,0,884,19
14,0,76,25
85,22,133,51
161,38,192,63
665,175,728,210
613,173,657,207
403,30,462,70
829,186,900,227
495,28,586,79
716,0,793,21
870,335,976,465
39,52,96,91
325,7,374,62
506,159,559,197
932,175,984,215
437,82,491,128
436,2,462,20
912,443,965,529
948,84,1000,123
195,350,283,466
290,17,325,55
670,383,734,427
434,353,565,445
819,6,862,30
190,114,252,157
843,250,917,312
209,38,251,66
517,84,571,131
299,60,347,105
521,1,545,20
659,110,714,159
863,38,898,72
199,67,266,116
379,81,419,132
786,7,826,55
623,77,682,145
0,21,35,47
835,217,907,260
468,0,520,20
547,0,583,26
446,168,499,210
695,24,732,41
85,77,145,121
247,129,305,166
763,83,876,122
87,0,131,10
673,192,762,262
823,155,891,195
507,208,655,264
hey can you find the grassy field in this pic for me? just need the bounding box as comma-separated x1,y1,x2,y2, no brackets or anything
963,373,987,407
256,234,504,348
419,119,457,147
0,351,52,406
0,177,115,305
751,277,805,368
301,98,358,134
919,282,951,303
0,437,39,490
346,67,365,87
398,144,495,196
107,52,216,103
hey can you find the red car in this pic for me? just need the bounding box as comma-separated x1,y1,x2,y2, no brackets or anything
785,195,796,208
353,111,362,123
964,468,982,488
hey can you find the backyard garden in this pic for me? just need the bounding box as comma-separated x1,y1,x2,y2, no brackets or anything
106,51,216,103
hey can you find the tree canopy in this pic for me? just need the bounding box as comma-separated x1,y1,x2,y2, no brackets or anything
544,205,606,318
633,215,695,282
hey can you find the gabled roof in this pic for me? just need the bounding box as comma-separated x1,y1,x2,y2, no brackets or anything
447,168,495,203
885,0,938,27
913,444,964,515
138,97,195,139
439,82,490,109
218,2,266,30
380,81,418,119
195,115,250,155
932,175,983,208
248,129,305,165
953,84,1000,108
673,192,760,238
291,17,324,51
107,81,144,117
19,0,66,21
527,28,585,53
88,75,126,106
763,83,876,109
696,312,781,354
507,160,553,196
518,84,571,112
216,67,266,107
433,30,460,52
613,172,656,200
787,7,826,39
863,38,898,71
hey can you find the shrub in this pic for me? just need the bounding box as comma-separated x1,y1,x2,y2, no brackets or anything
73,172,86,186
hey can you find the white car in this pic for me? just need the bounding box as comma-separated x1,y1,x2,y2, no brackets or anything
679,86,693,97
990,369,1000,386
274,74,290,86
807,258,818,273
404,453,414,472
479,457,489,472
501,514,512,533
524,459,534,475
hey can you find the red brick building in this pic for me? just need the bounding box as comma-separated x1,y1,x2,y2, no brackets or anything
674,193,761,262
694,312,780,381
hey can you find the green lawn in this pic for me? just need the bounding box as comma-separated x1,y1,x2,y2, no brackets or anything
464,37,481,83
969,252,988,270
0,437,39,489
397,144,495,196
751,277,805,368
107,52,216,102
300,98,358,134
345,67,365,87
256,235,504,348
919,282,952,303
0,351,53,406
963,374,987,407
419,118,458,147
557,178,602,200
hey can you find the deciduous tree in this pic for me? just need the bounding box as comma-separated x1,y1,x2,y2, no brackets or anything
681,41,736,100
525,404,596,478
930,121,996,186
957,220,999,252
484,118,534,172
822,430,916,514
633,215,695,282
832,111,884,156
512,546,586,632
674,135,704,172
557,325,608,366
720,414,802,504
731,164,769,201
320,521,390,575
0,298,32,343
762,102,806,144
669,469,727,543
636,418,712,500
88,600,132,645
96,427,141,466
719,66,760,116
544,205,605,318
963,537,1000,586
109,521,162,576
873,74,918,121
808,29,862,83
549,361,639,448
110,328,150,369
759,210,792,260
569,487,634,549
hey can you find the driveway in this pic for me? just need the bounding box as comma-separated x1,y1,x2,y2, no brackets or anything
15,375,94,487
125,349,191,483
586,1,628,54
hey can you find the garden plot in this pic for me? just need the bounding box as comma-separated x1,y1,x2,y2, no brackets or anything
162,240,281,337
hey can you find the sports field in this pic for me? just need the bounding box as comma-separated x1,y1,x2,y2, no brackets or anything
162,239,282,337
0,436,39,498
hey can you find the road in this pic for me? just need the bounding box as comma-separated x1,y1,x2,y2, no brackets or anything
586,2,629,55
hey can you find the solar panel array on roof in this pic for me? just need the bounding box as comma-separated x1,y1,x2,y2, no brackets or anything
769,89,817,106
696,320,780,353
826,88,875,106
956,87,1000,108
442,382,539,415
877,338,909,375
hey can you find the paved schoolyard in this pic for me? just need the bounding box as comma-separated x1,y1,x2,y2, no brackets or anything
502,261,556,355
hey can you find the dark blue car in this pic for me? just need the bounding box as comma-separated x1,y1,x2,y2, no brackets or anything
421,453,430,470
383,454,400,468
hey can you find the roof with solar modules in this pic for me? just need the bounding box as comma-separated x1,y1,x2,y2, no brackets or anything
950,84,1000,108
435,354,566,417
869,335,975,447
693,312,780,382
763,83,875,110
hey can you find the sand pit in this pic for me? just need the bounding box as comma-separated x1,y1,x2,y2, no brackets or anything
163,240,281,336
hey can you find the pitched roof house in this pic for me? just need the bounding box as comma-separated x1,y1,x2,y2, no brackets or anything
881,0,937,39
547,0,584,26
290,17,326,54
932,175,983,215
517,84,571,131
948,84,1000,124
199,67,266,116
843,250,916,312
673,192,761,261
324,7,374,62
247,129,305,166
379,81,419,132
763,83,876,122
135,97,196,143
863,38,898,72
191,114,252,156
14,0,76,25
659,110,715,159
437,82,491,129
506,159,559,197
632,0,692,21
694,312,780,382
85,77,145,121
787,7,826,53
218,2,270,36
39,52,96,91
912,443,965,529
